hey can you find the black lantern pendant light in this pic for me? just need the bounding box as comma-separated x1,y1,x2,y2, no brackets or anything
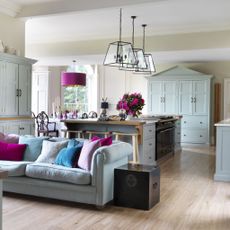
103,9,137,68
120,16,147,71
134,24,156,74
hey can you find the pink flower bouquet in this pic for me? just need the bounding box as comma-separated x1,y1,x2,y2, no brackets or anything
116,93,145,117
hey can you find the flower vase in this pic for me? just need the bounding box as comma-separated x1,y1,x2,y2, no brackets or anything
126,115,132,120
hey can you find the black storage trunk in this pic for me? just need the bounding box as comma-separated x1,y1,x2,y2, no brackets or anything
114,163,160,210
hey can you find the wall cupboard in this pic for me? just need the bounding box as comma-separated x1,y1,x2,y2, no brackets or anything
0,53,36,135
147,66,212,144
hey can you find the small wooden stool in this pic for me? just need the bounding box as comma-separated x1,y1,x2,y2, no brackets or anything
85,131,112,139
61,129,85,139
113,132,139,163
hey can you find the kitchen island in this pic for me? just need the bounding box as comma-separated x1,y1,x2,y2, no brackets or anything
63,118,157,165
214,119,230,181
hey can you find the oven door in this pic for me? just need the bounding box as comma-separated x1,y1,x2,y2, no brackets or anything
156,127,175,160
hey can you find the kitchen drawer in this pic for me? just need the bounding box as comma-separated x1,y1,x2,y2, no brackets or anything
181,129,208,144
175,119,181,128
140,138,155,164
143,124,155,140
181,116,208,129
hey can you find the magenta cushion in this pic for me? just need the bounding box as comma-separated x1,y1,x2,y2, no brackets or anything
91,136,113,146
0,132,19,144
78,140,100,171
0,141,26,161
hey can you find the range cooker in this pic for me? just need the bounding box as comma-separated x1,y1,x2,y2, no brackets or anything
143,116,176,161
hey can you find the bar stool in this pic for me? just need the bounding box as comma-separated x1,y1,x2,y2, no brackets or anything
61,129,85,139
113,132,139,163
85,131,112,139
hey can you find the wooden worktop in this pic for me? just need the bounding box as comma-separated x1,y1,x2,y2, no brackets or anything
0,116,33,121
62,118,147,126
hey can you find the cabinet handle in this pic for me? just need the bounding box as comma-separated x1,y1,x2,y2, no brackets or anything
149,143,152,146
163,97,165,103
194,97,196,103
184,134,186,136
200,121,203,124
191,97,193,103
149,156,152,160
184,121,187,124
16,89,19,97
148,130,152,132
19,127,25,130
19,89,22,97
200,135,203,137
160,97,163,103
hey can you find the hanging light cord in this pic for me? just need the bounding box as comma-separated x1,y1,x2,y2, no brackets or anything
142,24,147,52
131,16,137,46
119,8,122,41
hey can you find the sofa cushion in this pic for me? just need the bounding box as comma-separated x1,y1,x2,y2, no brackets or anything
54,145,82,168
19,136,49,161
36,140,68,164
0,141,26,161
0,132,19,144
0,161,32,176
78,140,100,171
25,163,91,185
91,136,112,146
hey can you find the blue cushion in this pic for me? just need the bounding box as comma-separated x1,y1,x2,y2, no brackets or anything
55,145,82,168
67,139,80,148
19,136,49,161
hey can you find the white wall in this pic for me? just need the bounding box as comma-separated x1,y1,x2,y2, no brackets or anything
0,12,25,56
98,65,148,116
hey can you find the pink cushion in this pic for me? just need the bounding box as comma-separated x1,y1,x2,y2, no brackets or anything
0,141,26,161
0,132,19,144
91,136,113,146
78,140,100,171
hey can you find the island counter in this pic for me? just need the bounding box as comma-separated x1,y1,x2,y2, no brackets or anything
62,118,149,144
214,119,230,181
62,118,157,165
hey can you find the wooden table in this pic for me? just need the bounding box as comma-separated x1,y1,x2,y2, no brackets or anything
62,118,146,144
0,170,7,230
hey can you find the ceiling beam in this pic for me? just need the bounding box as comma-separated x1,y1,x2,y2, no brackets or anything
16,0,165,18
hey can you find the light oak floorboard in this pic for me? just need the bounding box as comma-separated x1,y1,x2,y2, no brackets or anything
3,145,230,230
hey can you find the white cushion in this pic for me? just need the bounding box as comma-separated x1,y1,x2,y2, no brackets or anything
35,140,68,164
25,163,91,185
0,161,32,176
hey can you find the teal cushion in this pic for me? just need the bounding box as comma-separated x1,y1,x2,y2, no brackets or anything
55,145,82,168
67,139,80,148
19,136,49,161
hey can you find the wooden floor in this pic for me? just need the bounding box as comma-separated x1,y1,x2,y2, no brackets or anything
3,145,230,230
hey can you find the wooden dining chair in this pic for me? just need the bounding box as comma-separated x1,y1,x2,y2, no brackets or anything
35,111,59,137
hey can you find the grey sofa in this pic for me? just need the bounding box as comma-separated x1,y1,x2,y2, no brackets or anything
1,141,132,207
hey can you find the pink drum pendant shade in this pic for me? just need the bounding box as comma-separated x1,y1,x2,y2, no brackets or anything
61,72,86,86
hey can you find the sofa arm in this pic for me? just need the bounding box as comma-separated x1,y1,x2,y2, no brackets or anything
90,141,132,206
95,141,132,164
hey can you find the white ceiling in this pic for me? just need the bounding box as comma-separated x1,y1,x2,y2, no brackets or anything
2,0,230,65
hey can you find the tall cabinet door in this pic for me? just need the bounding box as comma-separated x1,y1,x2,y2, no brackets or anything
0,61,6,114
149,81,163,114
179,81,193,115
18,65,32,116
5,62,18,116
163,81,178,114
193,80,207,115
